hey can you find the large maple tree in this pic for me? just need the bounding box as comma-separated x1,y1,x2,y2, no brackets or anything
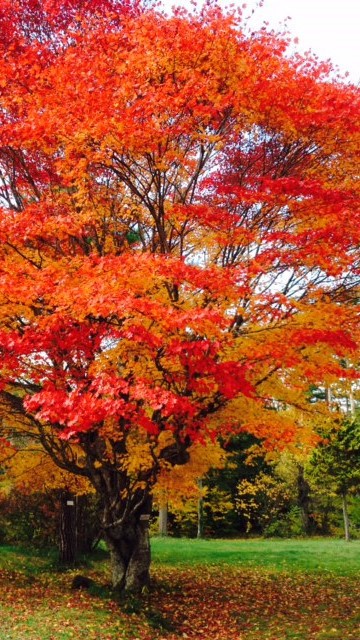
0,0,359,590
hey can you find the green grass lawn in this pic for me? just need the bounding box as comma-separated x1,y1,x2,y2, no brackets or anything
0,538,359,639
151,536,360,575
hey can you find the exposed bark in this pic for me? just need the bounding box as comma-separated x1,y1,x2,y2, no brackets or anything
104,515,151,592
96,481,153,593
159,503,168,537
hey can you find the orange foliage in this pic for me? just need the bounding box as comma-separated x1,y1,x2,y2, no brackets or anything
0,0,358,513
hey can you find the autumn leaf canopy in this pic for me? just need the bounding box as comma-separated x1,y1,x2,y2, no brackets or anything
0,0,359,477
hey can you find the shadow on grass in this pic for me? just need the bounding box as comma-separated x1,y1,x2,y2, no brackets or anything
118,591,178,632
0,545,57,575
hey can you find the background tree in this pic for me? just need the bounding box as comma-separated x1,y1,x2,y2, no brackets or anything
307,417,360,541
198,435,269,537
152,437,226,537
236,451,317,537
0,0,359,591
0,442,99,560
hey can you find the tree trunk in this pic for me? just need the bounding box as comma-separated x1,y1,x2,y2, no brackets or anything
297,466,315,535
59,491,77,565
104,515,151,592
342,492,350,542
76,494,101,554
159,503,168,536
348,386,356,417
197,478,204,539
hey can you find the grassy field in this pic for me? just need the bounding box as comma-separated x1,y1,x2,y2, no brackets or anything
151,536,360,574
0,538,359,639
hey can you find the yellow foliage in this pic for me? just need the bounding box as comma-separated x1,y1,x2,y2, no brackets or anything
154,439,226,509
3,449,93,496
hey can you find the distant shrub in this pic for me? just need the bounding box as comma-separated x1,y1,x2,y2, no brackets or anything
263,507,305,538
0,489,58,547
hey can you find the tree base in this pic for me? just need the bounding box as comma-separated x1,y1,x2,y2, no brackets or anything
105,519,151,593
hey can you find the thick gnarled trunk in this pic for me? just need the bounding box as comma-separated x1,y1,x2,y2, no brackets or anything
92,465,154,593
104,515,151,592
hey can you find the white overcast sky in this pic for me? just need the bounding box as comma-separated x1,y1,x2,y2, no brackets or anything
166,0,360,83
245,0,360,83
